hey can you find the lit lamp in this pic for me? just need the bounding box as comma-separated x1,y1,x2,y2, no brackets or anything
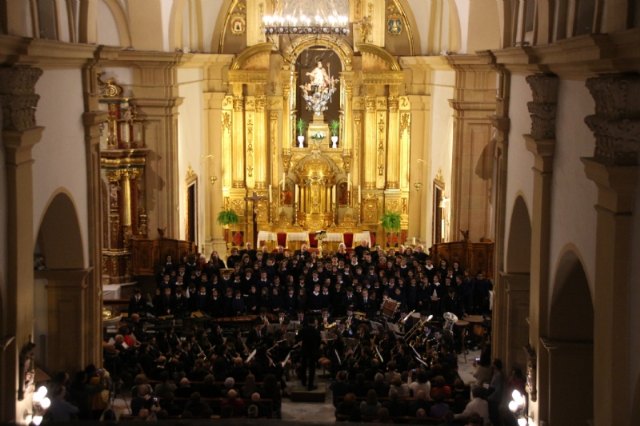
262,0,350,36
508,389,535,426
26,385,50,425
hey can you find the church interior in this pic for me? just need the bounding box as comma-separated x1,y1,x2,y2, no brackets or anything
0,0,639,425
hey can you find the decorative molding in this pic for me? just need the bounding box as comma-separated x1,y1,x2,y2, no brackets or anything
492,29,640,77
525,74,559,140
0,66,43,132
585,74,640,166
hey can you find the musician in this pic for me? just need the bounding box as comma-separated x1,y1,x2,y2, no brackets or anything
246,320,266,348
245,284,260,314
298,316,322,390
283,287,298,316
232,290,246,315
173,287,189,317
128,288,147,317
357,288,377,318
269,286,283,314
331,281,347,317
226,248,241,268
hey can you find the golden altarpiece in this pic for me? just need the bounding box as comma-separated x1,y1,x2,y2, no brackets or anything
218,36,413,251
98,77,149,284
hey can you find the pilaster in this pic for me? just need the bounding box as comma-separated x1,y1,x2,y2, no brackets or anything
447,54,499,242
523,72,558,426
204,92,227,257
0,65,43,423
82,109,108,370
583,71,640,426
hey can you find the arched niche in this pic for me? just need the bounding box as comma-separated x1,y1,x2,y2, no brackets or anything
35,192,90,375
545,248,593,426
494,195,531,373
37,191,84,269
506,195,531,274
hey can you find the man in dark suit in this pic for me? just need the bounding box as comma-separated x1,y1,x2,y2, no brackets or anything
299,316,321,390
128,288,147,316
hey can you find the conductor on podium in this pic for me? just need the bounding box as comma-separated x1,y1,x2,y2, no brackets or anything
299,315,321,391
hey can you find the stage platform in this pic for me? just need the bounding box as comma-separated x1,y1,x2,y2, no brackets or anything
287,382,328,403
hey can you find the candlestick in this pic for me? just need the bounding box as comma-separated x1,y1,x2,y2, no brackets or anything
268,184,272,203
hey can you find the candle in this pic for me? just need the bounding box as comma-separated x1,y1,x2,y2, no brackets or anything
282,172,285,190
347,173,351,191
412,237,416,245
268,184,272,203
332,187,336,204
295,184,299,204
358,185,362,203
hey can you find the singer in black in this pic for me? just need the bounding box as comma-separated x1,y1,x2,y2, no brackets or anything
299,316,322,391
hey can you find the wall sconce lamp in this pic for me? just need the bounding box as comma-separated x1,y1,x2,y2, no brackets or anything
414,182,422,192
25,385,50,425
210,176,218,185
509,389,535,426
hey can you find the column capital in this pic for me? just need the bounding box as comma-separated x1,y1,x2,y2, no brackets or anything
585,74,640,166
582,157,638,213
526,73,559,140
0,66,43,132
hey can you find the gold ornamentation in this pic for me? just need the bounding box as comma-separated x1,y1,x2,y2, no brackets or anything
400,112,410,135
222,112,232,132
97,72,123,98
230,13,246,35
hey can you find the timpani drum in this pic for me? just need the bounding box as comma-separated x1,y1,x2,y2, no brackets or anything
464,315,486,337
381,299,400,318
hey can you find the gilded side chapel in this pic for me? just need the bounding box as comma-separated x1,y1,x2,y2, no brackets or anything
0,1,639,425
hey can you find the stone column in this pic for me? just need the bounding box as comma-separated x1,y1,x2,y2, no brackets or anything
254,94,267,189
341,74,353,152
82,109,108,369
204,92,227,256
386,94,400,189
0,65,43,423
489,71,512,366
523,73,558,425
583,74,640,426
363,96,377,189
244,96,256,189
232,91,246,188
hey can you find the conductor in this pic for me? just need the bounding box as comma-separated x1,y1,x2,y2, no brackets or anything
299,315,322,391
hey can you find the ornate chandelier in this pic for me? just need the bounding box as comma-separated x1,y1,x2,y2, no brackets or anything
262,0,350,36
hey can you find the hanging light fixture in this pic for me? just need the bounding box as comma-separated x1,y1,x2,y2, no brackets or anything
263,0,350,36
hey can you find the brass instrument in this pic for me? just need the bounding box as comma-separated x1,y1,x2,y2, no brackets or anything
403,314,433,342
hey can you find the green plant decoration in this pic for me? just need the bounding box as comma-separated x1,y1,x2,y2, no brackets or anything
329,120,340,136
217,209,239,227
380,211,402,233
296,118,306,136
